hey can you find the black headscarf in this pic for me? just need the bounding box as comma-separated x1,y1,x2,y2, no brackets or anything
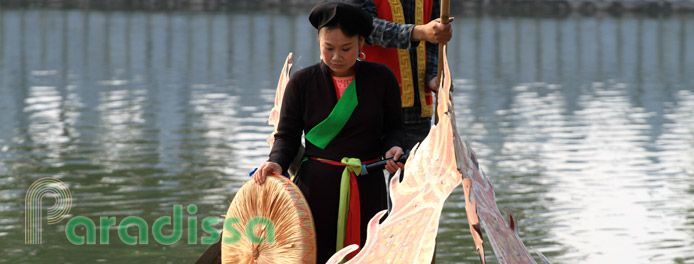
309,1,373,38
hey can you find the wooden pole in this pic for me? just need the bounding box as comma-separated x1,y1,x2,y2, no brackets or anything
431,1,451,262
438,0,450,77
434,0,450,125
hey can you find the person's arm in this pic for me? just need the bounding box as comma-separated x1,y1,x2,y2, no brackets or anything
357,0,415,49
355,0,452,50
269,76,304,171
381,66,406,173
380,66,405,154
255,75,305,184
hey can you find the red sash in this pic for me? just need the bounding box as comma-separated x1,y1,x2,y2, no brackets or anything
310,157,380,260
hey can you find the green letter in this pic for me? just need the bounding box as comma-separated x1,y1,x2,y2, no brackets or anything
118,216,148,245
246,217,275,244
222,217,242,245
99,217,117,244
200,217,220,244
187,205,197,244
65,216,96,245
153,205,182,245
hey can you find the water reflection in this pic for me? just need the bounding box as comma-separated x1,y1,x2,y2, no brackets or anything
0,9,693,264
450,15,694,264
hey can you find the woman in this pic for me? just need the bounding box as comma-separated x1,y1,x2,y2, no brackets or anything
252,2,405,262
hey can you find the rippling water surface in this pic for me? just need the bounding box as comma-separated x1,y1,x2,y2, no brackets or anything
0,9,692,264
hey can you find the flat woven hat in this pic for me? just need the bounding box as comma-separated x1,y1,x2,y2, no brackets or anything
222,175,316,264
309,1,373,37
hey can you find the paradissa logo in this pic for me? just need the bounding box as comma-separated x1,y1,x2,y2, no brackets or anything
26,177,276,245
65,205,275,245
25,177,72,244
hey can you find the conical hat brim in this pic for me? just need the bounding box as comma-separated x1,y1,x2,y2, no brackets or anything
222,175,316,264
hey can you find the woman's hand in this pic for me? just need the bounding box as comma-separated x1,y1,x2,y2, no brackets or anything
253,162,282,185
384,146,405,174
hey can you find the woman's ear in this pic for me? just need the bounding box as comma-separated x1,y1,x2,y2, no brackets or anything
359,36,365,49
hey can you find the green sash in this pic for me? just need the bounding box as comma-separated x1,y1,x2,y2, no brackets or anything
305,79,358,149
335,157,362,252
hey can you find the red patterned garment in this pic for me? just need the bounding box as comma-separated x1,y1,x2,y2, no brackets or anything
332,75,355,100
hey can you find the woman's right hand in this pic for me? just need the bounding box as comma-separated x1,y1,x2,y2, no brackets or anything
384,146,405,174
253,162,282,185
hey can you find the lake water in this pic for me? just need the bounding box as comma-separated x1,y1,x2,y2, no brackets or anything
0,9,693,264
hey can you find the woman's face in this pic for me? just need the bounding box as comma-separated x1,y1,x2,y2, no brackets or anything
319,27,364,77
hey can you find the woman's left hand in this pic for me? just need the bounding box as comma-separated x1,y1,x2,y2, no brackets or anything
384,146,405,174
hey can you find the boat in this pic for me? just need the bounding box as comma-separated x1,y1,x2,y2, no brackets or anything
200,47,550,263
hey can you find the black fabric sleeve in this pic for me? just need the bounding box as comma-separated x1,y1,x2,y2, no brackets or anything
268,74,305,172
381,68,405,154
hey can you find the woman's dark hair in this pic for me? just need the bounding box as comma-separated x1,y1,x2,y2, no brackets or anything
320,20,360,38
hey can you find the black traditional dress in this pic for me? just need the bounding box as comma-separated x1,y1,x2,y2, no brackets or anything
268,60,404,262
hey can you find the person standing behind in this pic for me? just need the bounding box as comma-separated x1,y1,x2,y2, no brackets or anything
352,0,453,154
355,4,453,263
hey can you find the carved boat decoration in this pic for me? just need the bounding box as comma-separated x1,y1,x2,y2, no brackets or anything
327,48,547,264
